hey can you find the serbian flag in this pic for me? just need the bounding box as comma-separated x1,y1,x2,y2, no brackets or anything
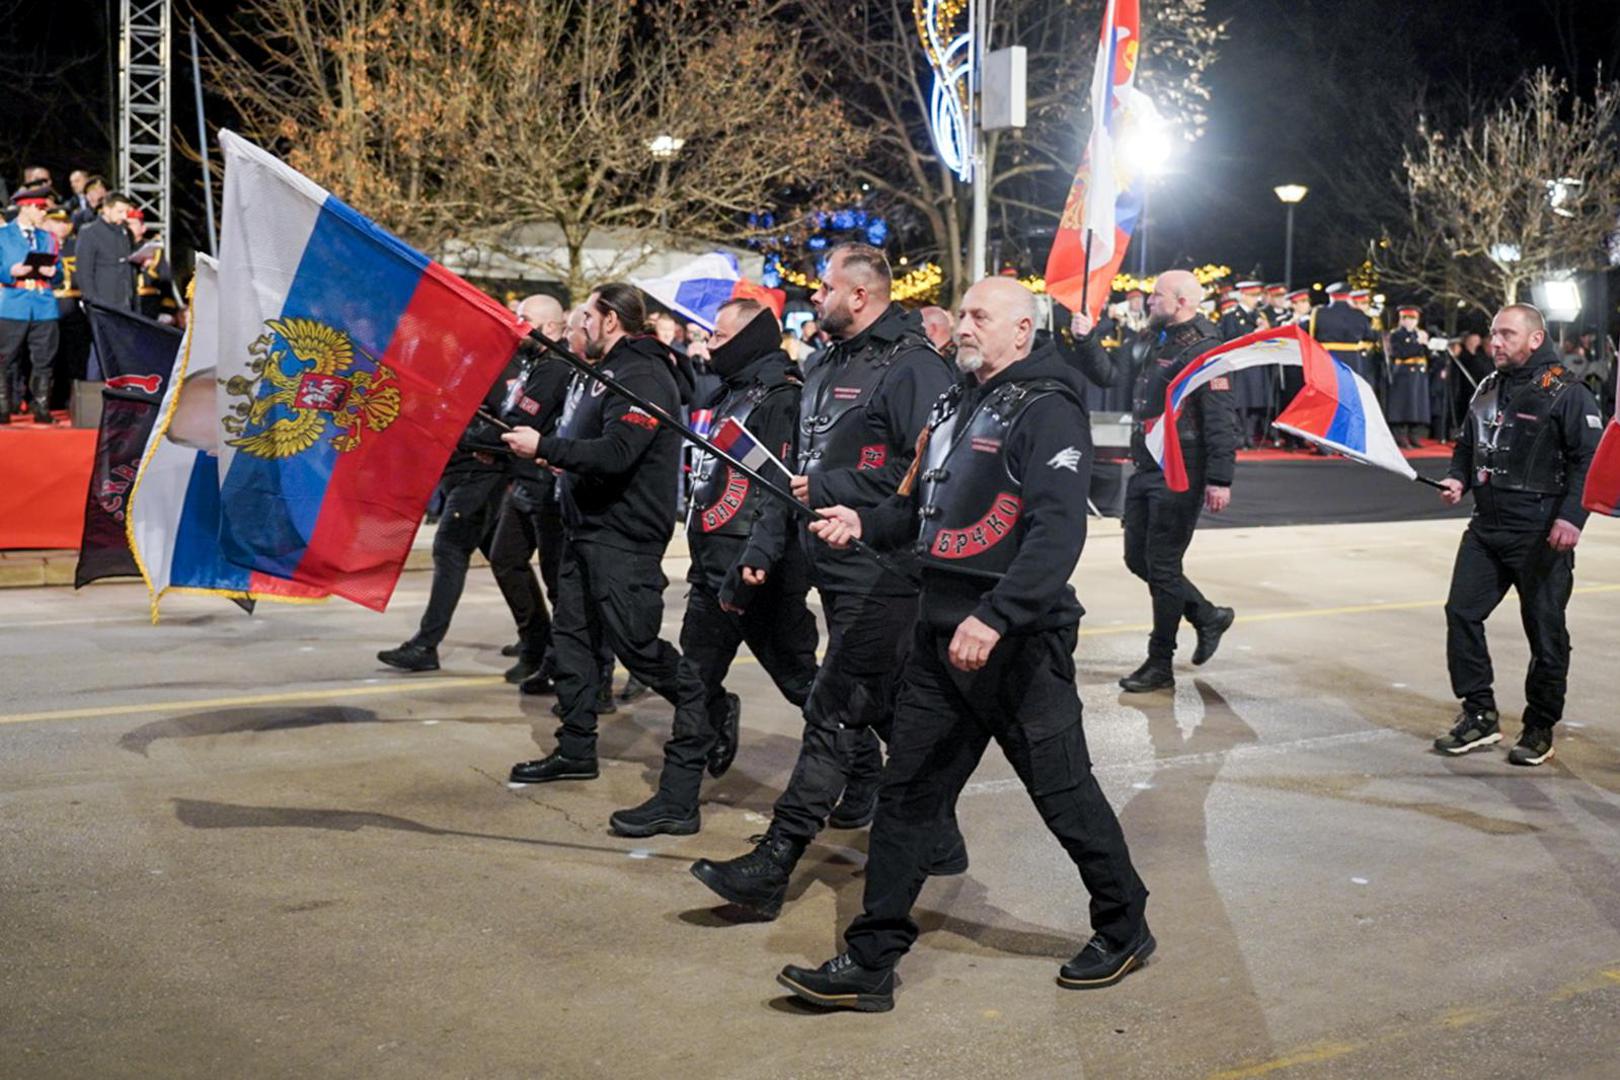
1149,325,1416,491
1584,420,1620,517
127,255,326,621
1044,0,1148,319
213,131,525,611
633,252,786,332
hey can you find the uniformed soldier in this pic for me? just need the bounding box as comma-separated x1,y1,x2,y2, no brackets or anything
0,185,63,423
1274,288,1316,449
1352,290,1387,405
647,298,819,812
1221,280,1273,447
1066,269,1237,692
43,207,90,398
1263,283,1290,328
500,284,715,840
1311,283,1374,380
127,210,178,322
1386,305,1430,448
1433,304,1601,766
689,243,963,919
776,278,1151,1012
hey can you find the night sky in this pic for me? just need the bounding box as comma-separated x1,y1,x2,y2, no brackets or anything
4,0,1617,293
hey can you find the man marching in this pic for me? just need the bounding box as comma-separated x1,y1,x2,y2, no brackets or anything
644,297,820,815
689,243,962,919
776,278,1151,1011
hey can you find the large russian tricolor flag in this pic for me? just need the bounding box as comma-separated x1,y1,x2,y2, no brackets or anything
213,131,525,611
1149,324,1415,491
633,252,786,332
1043,0,1150,319
127,255,327,620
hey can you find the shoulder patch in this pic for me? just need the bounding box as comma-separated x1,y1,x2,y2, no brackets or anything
1046,446,1084,473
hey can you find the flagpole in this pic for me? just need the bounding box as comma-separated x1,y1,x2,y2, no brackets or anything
1078,228,1096,315
520,329,912,578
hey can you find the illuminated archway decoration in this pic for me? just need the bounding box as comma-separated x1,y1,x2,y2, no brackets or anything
914,0,974,183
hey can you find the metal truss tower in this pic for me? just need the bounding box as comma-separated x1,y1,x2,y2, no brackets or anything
118,0,172,233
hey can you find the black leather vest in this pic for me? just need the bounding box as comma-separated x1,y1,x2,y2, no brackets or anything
1467,365,1573,495
914,378,1077,579
799,334,928,476
690,380,795,537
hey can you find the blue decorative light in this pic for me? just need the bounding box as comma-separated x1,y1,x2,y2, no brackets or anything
917,0,974,183
865,220,889,245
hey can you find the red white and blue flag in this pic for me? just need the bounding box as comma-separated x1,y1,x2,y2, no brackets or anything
710,416,789,478
213,131,526,611
1044,0,1153,319
633,252,786,332
1149,324,1415,491
1584,419,1620,517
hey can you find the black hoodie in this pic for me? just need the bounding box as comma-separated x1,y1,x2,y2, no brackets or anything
1447,340,1603,531
537,334,694,554
854,343,1093,635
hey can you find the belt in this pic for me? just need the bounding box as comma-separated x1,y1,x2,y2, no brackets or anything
1318,341,1370,351
1393,358,1426,366
3,281,51,291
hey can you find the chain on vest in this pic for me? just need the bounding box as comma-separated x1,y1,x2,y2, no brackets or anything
914,378,1076,579
691,380,794,537
1466,365,1573,495
799,334,931,477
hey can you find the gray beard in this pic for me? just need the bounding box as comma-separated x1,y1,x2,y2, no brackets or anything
954,350,984,374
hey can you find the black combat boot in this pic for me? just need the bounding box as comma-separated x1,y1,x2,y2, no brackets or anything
1191,606,1235,666
377,641,439,672
690,832,804,919
0,390,10,425
1057,923,1156,990
777,953,895,1012
508,750,598,784
609,794,700,838
1119,657,1174,693
828,781,878,829
706,692,741,778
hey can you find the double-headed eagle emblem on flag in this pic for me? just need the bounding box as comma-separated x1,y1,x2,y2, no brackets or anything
223,317,402,460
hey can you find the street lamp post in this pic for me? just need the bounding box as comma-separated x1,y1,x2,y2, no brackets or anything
1274,184,1308,287
647,133,685,233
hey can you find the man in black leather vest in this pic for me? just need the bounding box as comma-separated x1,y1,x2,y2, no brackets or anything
1433,304,1601,766
776,278,1151,1012
648,298,819,810
1066,269,1238,692
485,294,573,687
500,284,713,838
689,243,962,920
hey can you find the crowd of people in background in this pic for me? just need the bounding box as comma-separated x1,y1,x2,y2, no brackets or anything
0,164,178,423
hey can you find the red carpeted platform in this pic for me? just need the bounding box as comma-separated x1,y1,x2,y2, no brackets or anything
0,413,96,550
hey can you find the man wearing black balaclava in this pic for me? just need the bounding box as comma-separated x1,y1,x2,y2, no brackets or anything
645,299,820,812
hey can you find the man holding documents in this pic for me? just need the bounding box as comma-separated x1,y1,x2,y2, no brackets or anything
0,185,64,423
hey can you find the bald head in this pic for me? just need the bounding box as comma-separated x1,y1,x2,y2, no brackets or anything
517,294,566,338
954,277,1039,380
919,306,955,351
1147,269,1204,327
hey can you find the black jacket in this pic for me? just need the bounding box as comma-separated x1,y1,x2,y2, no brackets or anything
75,217,135,311
685,348,806,600
1064,314,1237,486
742,303,954,596
857,344,1092,635
1448,342,1602,531
538,334,692,554
503,344,576,489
